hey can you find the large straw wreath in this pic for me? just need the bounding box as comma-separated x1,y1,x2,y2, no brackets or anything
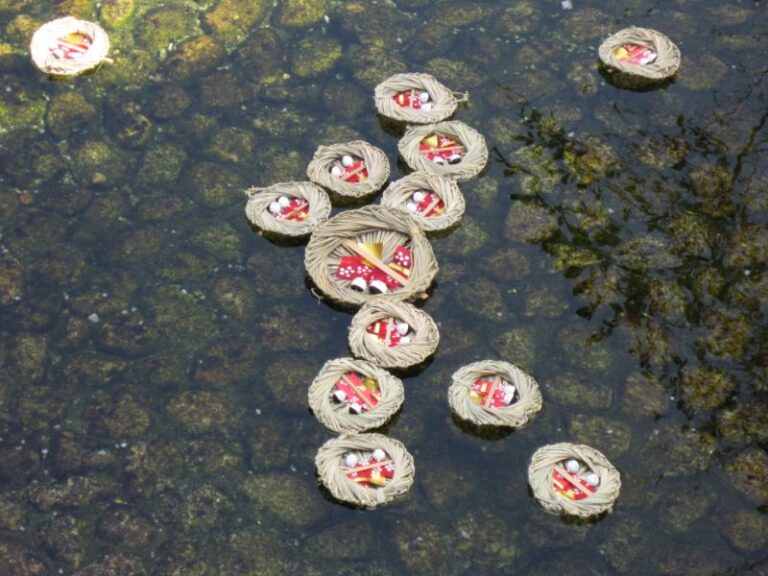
349,301,439,369
315,433,415,508
598,27,681,82
449,360,542,428
308,357,404,434
304,205,438,307
244,181,331,237
381,172,465,232
374,72,468,124
30,17,111,77
307,140,390,198
398,120,488,181
528,443,621,518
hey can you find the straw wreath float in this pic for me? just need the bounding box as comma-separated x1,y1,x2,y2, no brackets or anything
528,443,621,518
315,433,415,508
307,140,390,199
349,301,439,369
244,181,331,237
308,357,404,434
399,120,488,181
30,17,111,77
304,204,438,307
381,172,465,232
449,360,543,428
374,72,468,124
598,27,681,89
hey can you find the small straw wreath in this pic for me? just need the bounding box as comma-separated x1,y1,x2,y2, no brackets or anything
304,205,438,307
398,121,488,182
307,141,390,198
349,301,439,369
315,433,415,508
598,27,681,82
449,360,542,428
308,358,404,434
381,172,465,232
30,17,111,77
528,443,621,518
374,72,468,124
244,181,331,237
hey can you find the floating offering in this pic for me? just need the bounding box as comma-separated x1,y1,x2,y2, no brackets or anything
374,72,468,123
399,121,488,181
449,360,542,428
349,301,439,369
307,141,390,199
381,172,465,232
598,27,681,88
30,17,111,77
305,205,438,307
315,433,415,508
528,443,621,518
245,181,331,237
309,358,404,434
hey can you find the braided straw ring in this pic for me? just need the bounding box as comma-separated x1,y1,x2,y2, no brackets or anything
304,205,438,307
30,17,111,77
449,360,542,428
349,301,439,369
381,172,465,232
398,121,488,182
307,141,390,198
528,443,621,518
315,433,415,508
308,358,404,434
598,27,681,81
374,72,468,124
244,182,331,237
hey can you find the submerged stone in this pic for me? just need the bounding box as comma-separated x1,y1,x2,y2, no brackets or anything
46,91,97,139
137,7,201,54
205,0,268,46
166,391,239,434
678,365,736,413
455,278,509,322
504,202,558,243
275,0,328,27
725,449,768,503
242,473,325,529
544,373,612,409
568,414,631,458
167,35,225,81
291,35,342,78
621,371,668,418
491,327,536,372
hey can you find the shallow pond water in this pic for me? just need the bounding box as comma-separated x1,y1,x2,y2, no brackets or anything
0,0,767,574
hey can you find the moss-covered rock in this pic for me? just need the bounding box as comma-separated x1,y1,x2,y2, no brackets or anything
137,7,201,54
505,202,558,243
567,414,631,458
193,335,260,388
258,304,329,352
544,373,612,409
97,507,156,549
491,327,536,372
717,403,768,445
678,52,729,91
37,514,88,568
187,161,246,208
167,35,225,81
721,510,768,552
190,222,243,262
0,75,46,138
166,391,239,435
688,164,735,217
698,308,750,360
242,473,325,529
290,35,342,78
621,371,668,418
563,135,619,187
678,365,736,413
725,449,768,503
206,126,255,165
73,139,129,187
455,278,509,322
438,217,490,256
205,0,268,46
148,85,192,120
351,44,408,87
100,0,135,29
615,234,681,272
640,424,713,478
27,475,119,511
0,542,47,576
0,254,24,305
236,28,286,84
137,143,187,186
46,91,98,139
263,355,322,412
275,0,328,27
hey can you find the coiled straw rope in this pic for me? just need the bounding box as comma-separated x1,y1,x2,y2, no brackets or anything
30,17,111,77
307,141,390,198
374,72,468,124
598,27,681,84
381,172,465,232
398,121,488,182
315,433,415,508
528,443,621,518
349,301,439,369
304,205,438,307
449,360,542,428
245,181,331,237
308,358,404,434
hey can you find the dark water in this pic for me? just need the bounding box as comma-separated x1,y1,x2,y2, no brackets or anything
0,0,767,574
